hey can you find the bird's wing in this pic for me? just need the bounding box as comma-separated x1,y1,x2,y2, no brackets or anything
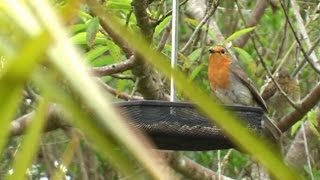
231,63,268,112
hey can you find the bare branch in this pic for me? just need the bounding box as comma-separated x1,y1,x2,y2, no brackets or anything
155,0,189,26
132,0,154,41
157,22,171,51
273,3,320,76
110,74,135,81
279,0,320,75
164,152,235,180
91,56,136,76
290,0,320,70
277,82,320,132
180,1,219,54
96,78,144,101
89,0,169,100
293,36,320,77
235,1,298,110
251,36,298,110
285,121,319,170
10,104,69,137
234,0,269,48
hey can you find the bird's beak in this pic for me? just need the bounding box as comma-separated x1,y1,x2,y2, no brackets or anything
209,48,214,54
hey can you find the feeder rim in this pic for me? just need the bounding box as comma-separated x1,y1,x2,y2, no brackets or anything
114,100,264,113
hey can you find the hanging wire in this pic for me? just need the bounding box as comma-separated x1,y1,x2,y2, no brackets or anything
170,0,179,102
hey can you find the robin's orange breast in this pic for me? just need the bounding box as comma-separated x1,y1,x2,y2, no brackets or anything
208,54,231,90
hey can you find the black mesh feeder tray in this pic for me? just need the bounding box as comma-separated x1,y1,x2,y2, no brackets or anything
115,100,263,151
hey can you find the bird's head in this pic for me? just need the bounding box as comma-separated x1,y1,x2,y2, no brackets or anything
209,45,228,55
208,45,230,63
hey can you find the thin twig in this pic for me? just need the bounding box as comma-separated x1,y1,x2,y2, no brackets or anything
235,0,299,110
234,0,269,48
278,82,320,132
274,16,288,65
273,2,320,76
180,1,219,54
251,37,299,109
293,36,320,77
155,0,189,26
157,21,172,51
220,149,233,174
110,74,135,81
279,0,320,75
130,77,140,99
301,123,315,180
196,13,211,66
96,78,143,100
164,152,234,180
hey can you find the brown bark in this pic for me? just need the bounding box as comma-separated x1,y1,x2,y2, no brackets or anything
234,0,269,48
277,82,320,132
285,121,319,170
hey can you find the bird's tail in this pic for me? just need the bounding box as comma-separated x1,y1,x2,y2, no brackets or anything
262,115,282,140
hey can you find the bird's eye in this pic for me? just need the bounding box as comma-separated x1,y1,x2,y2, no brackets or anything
221,49,225,54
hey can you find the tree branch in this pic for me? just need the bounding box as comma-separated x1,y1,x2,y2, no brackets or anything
132,0,154,41
180,1,219,54
96,78,144,100
234,0,269,48
10,104,69,137
91,56,136,76
279,0,320,75
235,1,298,110
88,0,169,100
277,82,320,132
164,152,234,180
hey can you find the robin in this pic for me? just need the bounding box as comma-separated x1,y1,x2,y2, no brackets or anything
208,45,282,139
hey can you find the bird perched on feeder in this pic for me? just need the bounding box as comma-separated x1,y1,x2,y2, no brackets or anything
208,45,282,139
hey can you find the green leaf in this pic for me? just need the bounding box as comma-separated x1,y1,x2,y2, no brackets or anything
224,26,256,43
106,39,121,62
189,64,204,81
69,23,88,34
90,55,114,67
188,48,202,61
291,120,302,136
106,1,132,10
71,32,108,45
233,47,256,77
85,46,109,61
154,17,171,37
184,17,217,40
86,17,100,47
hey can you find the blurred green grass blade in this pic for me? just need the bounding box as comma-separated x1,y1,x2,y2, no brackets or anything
0,32,50,154
7,98,49,180
90,4,300,179
29,1,170,179
0,87,23,155
0,32,50,80
31,69,140,176
52,130,80,180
